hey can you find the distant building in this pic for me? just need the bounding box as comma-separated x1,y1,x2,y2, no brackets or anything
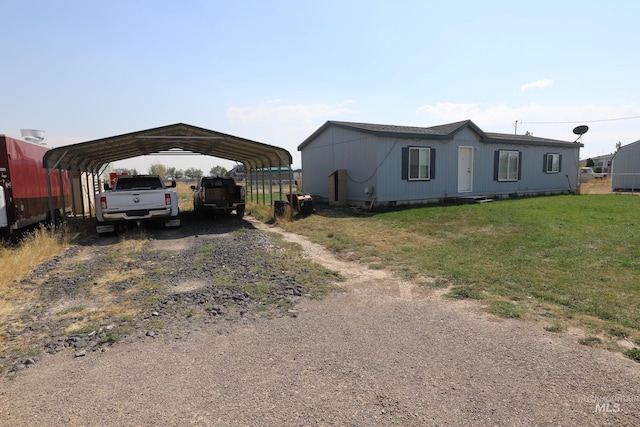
227,164,246,182
249,167,294,185
580,153,614,174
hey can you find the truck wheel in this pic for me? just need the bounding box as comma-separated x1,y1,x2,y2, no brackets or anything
236,207,245,219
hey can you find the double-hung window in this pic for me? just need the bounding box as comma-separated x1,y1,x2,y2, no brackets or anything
544,153,561,173
498,150,519,181
408,147,431,180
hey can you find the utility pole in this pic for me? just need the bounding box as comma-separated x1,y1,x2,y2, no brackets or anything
513,120,520,135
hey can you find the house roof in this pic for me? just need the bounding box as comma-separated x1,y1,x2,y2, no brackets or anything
580,152,615,162
298,120,581,150
43,123,292,173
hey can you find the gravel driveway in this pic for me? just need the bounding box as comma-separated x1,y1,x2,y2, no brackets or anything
1,217,639,426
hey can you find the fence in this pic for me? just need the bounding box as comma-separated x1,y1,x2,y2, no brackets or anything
246,168,302,205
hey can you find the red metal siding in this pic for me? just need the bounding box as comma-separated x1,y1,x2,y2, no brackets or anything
2,136,69,198
0,136,70,231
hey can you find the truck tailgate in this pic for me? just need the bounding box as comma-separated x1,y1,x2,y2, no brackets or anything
104,190,169,211
204,187,226,201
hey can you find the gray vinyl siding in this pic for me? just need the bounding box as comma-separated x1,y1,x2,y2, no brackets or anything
373,128,577,203
301,127,377,197
612,141,640,190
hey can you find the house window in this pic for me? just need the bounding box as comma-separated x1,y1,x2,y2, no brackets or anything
408,147,431,180
498,150,519,181
544,153,561,173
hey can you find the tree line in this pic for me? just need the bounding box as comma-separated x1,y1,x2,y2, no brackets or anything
111,164,228,180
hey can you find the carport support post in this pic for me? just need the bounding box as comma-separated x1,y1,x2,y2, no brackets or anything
250,168,255,203
46,169,56,229
288,167,293,211
69,171,76,217
261,167,266,206
269,161,274,206
87,171,95,216
252,167,257,204
272,150,292,211
247,167,251,203
84,172,91,217
277,163,282,203
246,167,251,203
58,168,66,220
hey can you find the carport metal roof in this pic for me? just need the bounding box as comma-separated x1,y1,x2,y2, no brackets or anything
43,123,292,173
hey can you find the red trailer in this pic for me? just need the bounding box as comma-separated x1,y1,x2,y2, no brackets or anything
109,171,128,187
0,135,71,235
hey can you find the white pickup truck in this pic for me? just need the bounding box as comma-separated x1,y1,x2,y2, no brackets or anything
579,167,607,182
96,175,180,234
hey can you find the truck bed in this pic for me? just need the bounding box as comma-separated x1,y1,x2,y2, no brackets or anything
96,175,180,233
191,177,245,218
203,187,242,203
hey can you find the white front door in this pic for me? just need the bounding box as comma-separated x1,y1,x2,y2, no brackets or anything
457,147,473,193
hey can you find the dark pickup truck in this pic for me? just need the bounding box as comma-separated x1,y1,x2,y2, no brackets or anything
191,177,245,219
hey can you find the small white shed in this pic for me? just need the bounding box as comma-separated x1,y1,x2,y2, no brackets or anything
611,140,640,190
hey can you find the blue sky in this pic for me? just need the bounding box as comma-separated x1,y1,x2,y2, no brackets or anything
2,0,638,172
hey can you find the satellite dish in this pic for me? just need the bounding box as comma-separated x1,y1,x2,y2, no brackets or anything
573,125,589,136
572,125,589,143
20,129,46,144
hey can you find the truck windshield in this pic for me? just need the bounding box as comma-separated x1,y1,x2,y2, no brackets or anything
116,178,162,190
202,179,232,189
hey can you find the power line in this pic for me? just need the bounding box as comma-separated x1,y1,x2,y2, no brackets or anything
521,115,640,125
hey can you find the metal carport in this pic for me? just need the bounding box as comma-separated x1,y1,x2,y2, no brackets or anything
42,123,293,221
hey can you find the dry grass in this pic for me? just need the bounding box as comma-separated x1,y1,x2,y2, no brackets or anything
246,202,276,222
0,226,72,351
579,177,612,194
175,181,197,212
0,227,70,317
1,227,68,286
62,301,138,335
61,238,153,332
0,226,147,339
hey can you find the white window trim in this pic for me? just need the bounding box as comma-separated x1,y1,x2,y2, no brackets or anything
498,150,519,182
408,147,431,181
546,153,560,173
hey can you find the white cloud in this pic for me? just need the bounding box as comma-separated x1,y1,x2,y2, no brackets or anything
521,79,553,90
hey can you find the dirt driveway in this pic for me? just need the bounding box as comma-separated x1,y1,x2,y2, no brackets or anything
1,217,639,426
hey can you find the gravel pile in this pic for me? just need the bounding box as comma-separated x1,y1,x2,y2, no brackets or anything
3,228,310,376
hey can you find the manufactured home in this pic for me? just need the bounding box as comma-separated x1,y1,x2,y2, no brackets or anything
298,120,582,207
